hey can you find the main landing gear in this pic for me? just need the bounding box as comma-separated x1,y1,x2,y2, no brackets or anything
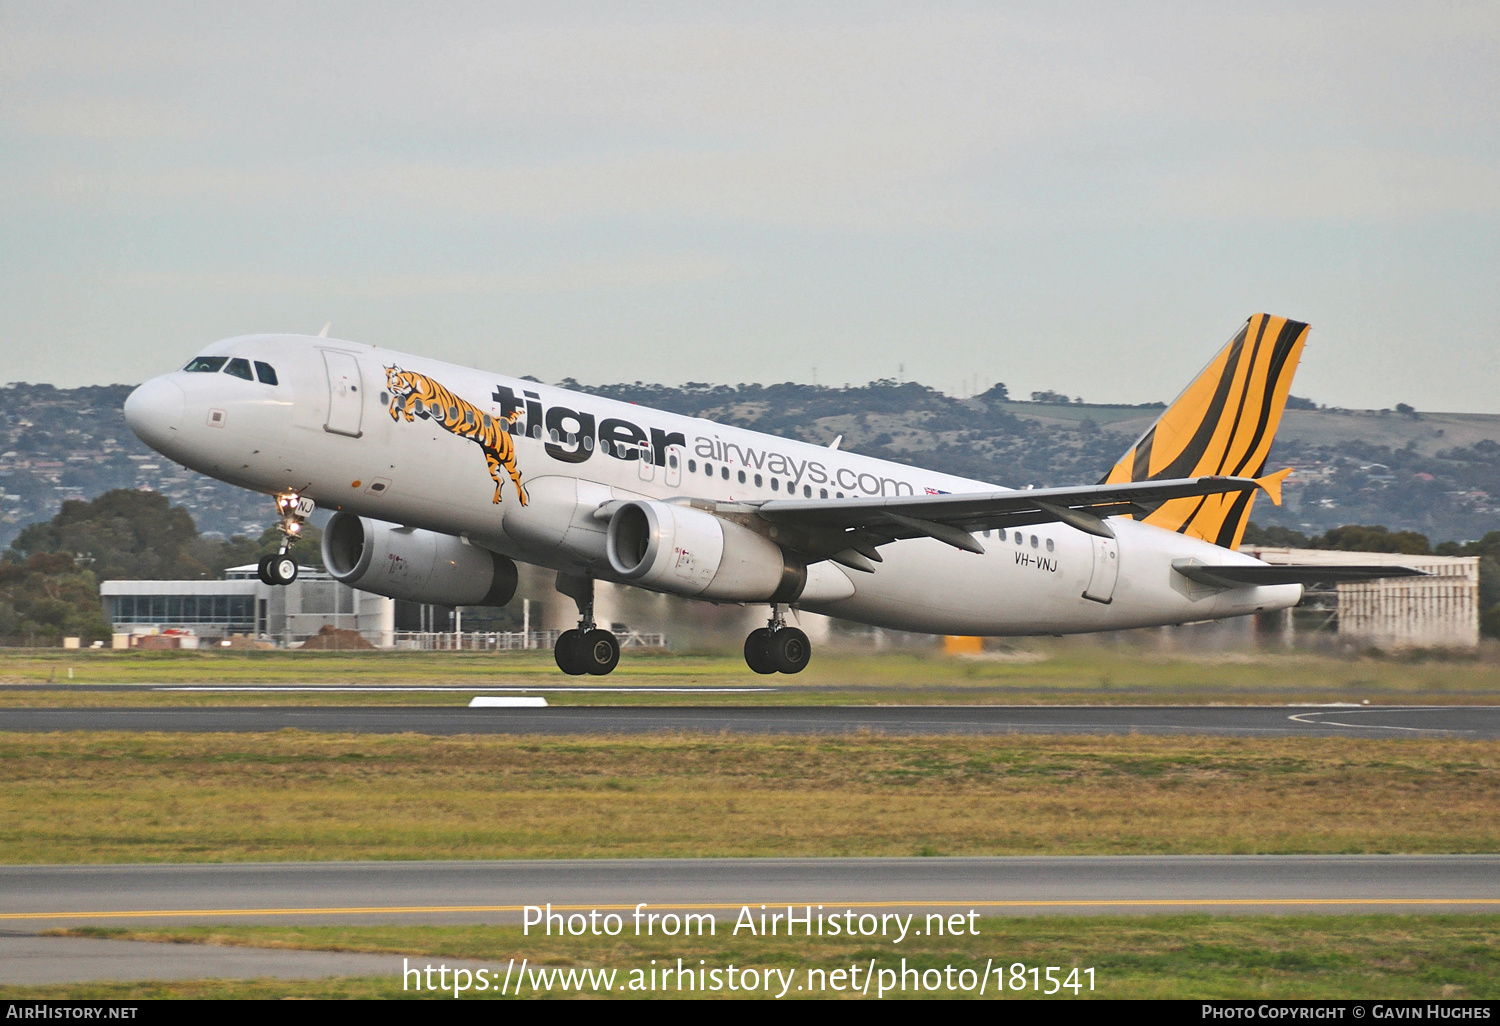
744,606,810,675
553,573,620,676
257,491,314,587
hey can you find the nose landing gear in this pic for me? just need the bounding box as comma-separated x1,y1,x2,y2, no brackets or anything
554,573,620,676
744,607,810,675
257,491,314,587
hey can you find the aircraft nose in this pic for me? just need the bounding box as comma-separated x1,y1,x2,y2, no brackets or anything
123,376,186,449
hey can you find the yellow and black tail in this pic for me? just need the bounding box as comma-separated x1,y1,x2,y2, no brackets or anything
1099,313,1309,550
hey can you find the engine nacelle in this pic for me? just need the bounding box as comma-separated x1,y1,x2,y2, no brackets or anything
606,500,805,602
322,512,518,606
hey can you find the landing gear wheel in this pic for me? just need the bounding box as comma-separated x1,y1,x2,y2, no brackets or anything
267,555,298,586
554,629,586,675
580,629,620,676
744,628,777,675
769,627,811,674
256,555,275,585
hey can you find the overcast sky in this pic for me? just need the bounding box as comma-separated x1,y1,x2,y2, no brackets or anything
2,2,1497,411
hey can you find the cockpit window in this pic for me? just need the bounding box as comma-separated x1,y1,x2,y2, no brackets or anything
184,356,227,373
254,361,279,385
223,358,254,380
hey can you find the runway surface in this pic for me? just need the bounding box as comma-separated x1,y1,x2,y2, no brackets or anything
2,704,1498,737
5,856,1495,984
0,934,426,985
2,856,1496,932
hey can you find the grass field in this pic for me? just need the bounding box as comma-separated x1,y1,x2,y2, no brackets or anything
2,645,1498,706
1,732,1495,862
10,915,1496,999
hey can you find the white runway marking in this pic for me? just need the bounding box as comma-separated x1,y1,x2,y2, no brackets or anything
1287,706,1472,734
469,696,547,708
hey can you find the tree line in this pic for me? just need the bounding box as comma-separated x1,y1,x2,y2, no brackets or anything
0,489,320,643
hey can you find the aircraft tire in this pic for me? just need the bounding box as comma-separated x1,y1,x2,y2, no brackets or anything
268,555,298,586
769,627,811,675
744,628,777,674
554,629,587,675
580,629,620,676
256,555,275,586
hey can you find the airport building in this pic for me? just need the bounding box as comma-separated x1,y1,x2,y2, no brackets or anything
1241,546,1481,648
101,564,395,647
98,549,1479,651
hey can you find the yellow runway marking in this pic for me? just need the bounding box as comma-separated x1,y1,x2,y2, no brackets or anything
5,898,1499,921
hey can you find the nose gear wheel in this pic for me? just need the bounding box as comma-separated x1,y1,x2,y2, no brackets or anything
257,554,298,586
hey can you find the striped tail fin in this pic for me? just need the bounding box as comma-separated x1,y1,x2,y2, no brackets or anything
1100,313,1309,550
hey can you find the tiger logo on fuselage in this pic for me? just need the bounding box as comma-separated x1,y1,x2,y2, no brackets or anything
384,366,528,506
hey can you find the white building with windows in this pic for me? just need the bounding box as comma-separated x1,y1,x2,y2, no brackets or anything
101,565,394,646
1241,546,1481,648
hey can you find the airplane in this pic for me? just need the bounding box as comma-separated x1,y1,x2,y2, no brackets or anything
122,313,1421,675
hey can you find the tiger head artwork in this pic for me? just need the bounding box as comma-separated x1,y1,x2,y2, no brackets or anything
384,365,528,506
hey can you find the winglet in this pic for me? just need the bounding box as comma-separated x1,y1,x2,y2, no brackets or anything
318,322,332,338
1256,467,1293,506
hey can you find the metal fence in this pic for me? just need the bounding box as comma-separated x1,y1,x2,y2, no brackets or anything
389,630,667,651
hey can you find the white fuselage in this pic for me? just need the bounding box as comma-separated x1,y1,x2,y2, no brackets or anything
124,334,1301,635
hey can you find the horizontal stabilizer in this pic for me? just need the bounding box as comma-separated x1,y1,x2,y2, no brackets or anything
1256,467,1293,507
1172,559,1429,588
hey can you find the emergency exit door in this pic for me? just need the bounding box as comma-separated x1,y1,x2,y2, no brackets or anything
664,445,685,487
322,350,364,437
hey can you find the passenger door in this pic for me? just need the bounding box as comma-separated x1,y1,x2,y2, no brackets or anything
322,350,364,437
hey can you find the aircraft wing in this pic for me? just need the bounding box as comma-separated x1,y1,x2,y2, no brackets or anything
746,476,1268,568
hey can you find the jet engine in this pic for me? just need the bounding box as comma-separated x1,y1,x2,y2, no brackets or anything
605,500,805,602
322,512,518,606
